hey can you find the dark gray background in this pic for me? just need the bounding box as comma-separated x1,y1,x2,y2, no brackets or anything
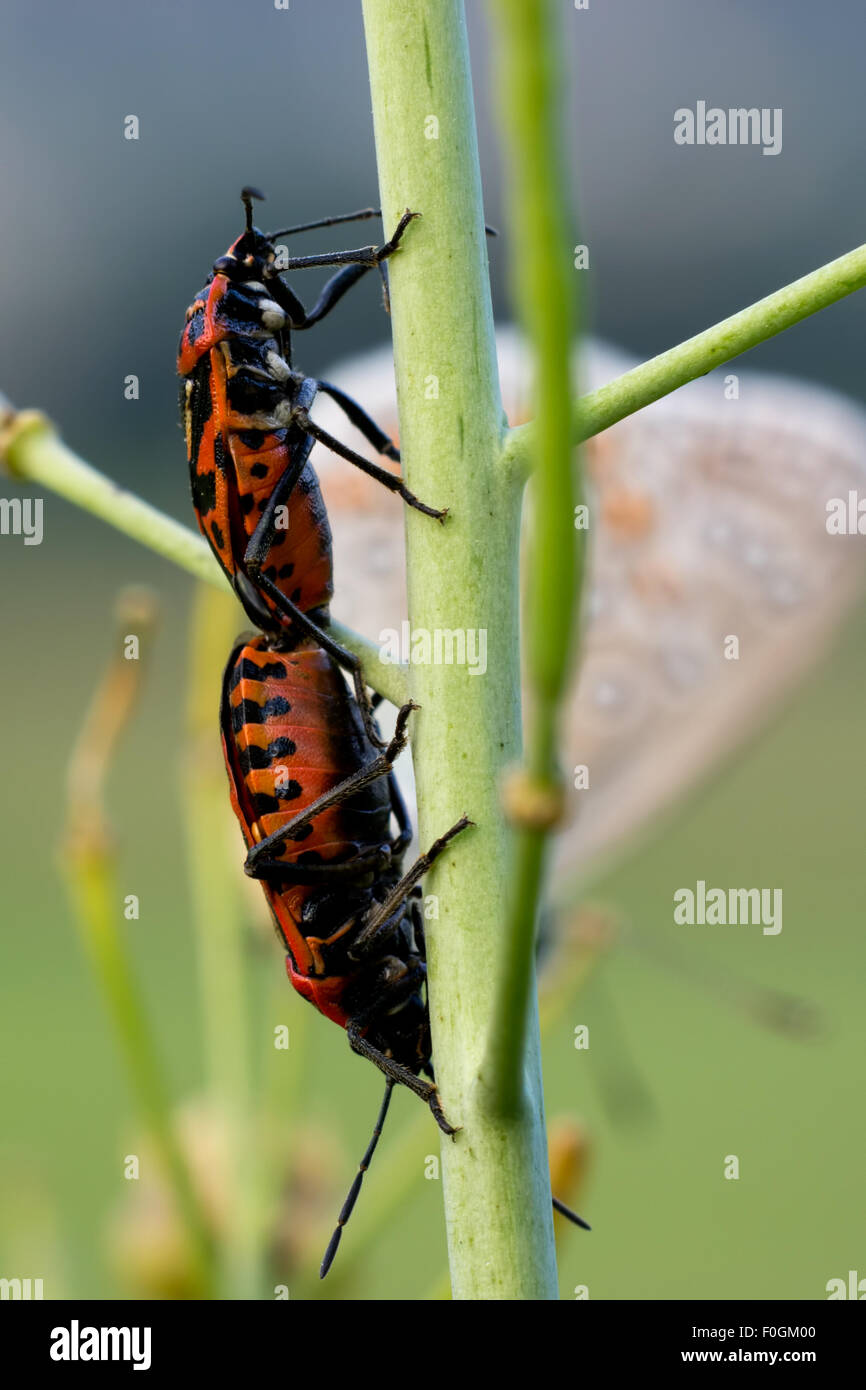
2,0,864,512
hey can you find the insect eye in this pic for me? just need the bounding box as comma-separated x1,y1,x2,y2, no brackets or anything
213,255,234,275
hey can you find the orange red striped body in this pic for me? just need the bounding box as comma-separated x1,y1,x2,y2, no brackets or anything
179,244,333,633
220,634,433,1069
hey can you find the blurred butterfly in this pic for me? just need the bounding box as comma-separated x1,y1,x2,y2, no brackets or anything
312,326,866,888
310,330,865,1114
309,328,866,1142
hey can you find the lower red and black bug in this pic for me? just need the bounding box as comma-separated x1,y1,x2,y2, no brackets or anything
220,632,470,1274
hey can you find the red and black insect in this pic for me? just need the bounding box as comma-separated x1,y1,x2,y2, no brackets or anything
192,191,587,1276
220,632,470,1274
179,188,444,743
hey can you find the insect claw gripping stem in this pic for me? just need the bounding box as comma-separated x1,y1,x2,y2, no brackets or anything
385,699,418,760
374,208,421,261
427,1088,460,1139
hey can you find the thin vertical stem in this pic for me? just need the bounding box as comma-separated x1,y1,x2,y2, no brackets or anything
362,0,558,1298
183,582,262,1299
485,0,583,1117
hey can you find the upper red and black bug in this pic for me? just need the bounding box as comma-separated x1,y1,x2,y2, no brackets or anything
179,188,445,743
220,631,470,1274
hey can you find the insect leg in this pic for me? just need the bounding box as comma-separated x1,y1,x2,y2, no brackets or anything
246,846,393,883
244,702,417,876
351,816,472,957
386,772,414,858
262,580,385,748
242,462,387,747
295,411,447,520
269,263,371,330
266,211,418,330
314,378,400,461
282,209,418,274
346,1016,456,1137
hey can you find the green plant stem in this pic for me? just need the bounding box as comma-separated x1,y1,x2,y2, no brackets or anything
485,0,583,1121
0,408,407,706
64,848,215,1296
62,593,215,1295
183,583,262,1299
503,238,866,474
363,0,557,1299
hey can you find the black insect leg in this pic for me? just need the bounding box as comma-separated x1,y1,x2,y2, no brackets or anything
269,264,370,332
244,702,417,876
315,378,400,461
346,997,456,1137
282,209,418,275
295,410,447,520
258,577,385,749
265,211,419,331
386,773,414,858
242,446,387,748
232,408,313,634
350,816,472,959
246,847,393,884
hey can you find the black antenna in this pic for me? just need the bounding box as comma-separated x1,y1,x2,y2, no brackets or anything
241,186,265,233
552,1194,591,1230
268,208,383,240
320,1079,395,1278
268,210,499,240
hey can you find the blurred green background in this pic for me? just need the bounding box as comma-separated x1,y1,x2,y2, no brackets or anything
1,0,865,1299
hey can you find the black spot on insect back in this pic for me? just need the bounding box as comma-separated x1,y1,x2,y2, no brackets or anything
212,430,228,476
231,698,266,731
297,849,323,865
235,656,288,684
262,696,292,719
191,467,217,516
238,745,272,774
268,736,297,758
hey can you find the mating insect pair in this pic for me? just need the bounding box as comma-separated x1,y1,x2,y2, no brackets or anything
179,190,588,1277
179,189,473,1272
